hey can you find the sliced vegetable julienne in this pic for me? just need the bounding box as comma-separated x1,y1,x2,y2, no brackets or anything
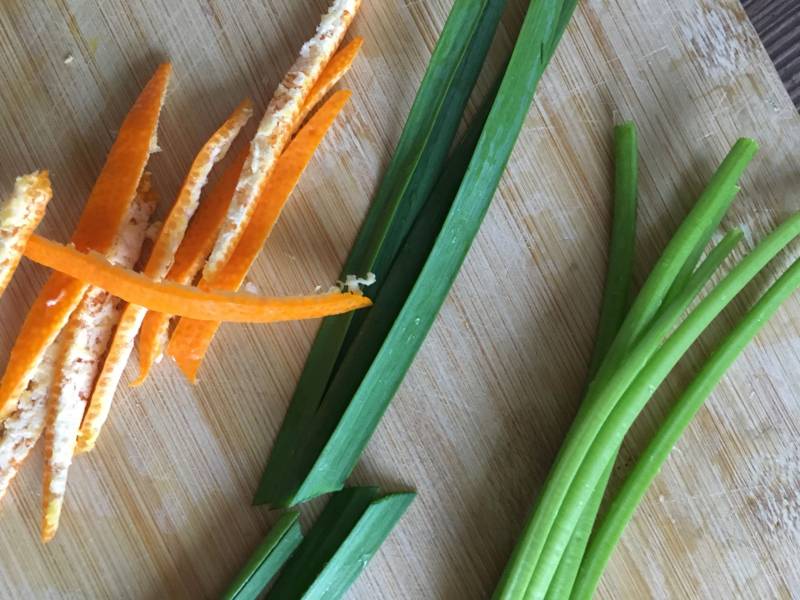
204,0,361,280
146,98,253,280
297,36,363,127
23,235,372,320
0,63,170,421
0,335,63,502
0,171,52,296
168,90,352,382
39,190,156,541
136,38,363,384
572,255,800,600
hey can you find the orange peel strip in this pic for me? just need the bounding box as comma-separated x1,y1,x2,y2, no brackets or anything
135,39,362,385
168,90,352,381
0,64,171,421
23,233,370,322
0,171,53,296
204,0,361,280
39,186,156,540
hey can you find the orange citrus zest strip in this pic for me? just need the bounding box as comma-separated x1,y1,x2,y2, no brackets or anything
298,37,363,126
204,0,360,280
0,171,53,296
23,233,370,322
135,40,362,385
168,90,352,381
133,147,248,386
0,64,171,421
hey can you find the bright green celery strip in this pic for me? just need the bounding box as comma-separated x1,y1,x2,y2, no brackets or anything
287,0,573,506
544,229,743,599
544,121,639,600
256,0,507,506
572,253,800,598
257,0,577,507
492,139,757,600
222,512,303,600
524,212,800,597
266,487,414,600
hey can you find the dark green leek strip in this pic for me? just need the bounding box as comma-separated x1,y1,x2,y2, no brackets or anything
524,212,800,597
572,255,800,599
274,0,571,507
493,139,758,600
545,121,639,600
222,512,303,600
256,0,577,508
257,1,508,506
266,488,414,600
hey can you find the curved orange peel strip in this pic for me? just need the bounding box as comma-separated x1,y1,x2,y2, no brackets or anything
23,234,370,322
204,0,361,280
168,90,352,381
0,64,171,421
0,171,53,296
136,39,362,385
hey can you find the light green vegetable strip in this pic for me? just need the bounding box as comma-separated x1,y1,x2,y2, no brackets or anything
545,122,639,599
493,140,758,600
661,184,741,309
222,512,303,600
526,212,800,597
545,228,743,599
572,253,800,598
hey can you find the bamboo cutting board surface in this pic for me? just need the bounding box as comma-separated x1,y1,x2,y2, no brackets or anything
1,1,799,598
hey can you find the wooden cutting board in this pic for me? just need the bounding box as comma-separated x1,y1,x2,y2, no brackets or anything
1,1,799,598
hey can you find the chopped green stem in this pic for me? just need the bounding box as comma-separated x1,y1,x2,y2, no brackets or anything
572,253,800,598
256,1,508,506
587,122,638,377
543,227,742,599
525,213,800,597
589,139,756,395
662,185,741,309
545,122,639,599
493,200,752,599
222,512,303,600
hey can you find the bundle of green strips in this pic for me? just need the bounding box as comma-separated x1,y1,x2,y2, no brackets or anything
493,125,800,598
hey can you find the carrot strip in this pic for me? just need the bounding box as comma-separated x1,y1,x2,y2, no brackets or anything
23,234,370,322
0,64,170,421
204,0,361,280
168,90,352,381
0,171,53,296
135,39,362,384
297,37,363,127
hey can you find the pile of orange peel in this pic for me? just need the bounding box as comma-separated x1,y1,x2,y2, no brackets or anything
0,0,365,542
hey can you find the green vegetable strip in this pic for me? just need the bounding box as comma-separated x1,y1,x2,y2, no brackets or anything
661,185,740,309
545,122,639,600
285,0,573,507
256,0,576,507
222,512,303,600
572,254,800,599
256,1,507,506
339,0,508,355
525,212,800,596
545,229,743,599
586,122,638,377
266,488,414,600
493,139,757,600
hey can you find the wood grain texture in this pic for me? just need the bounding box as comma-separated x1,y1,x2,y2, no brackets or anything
0,1,799,598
